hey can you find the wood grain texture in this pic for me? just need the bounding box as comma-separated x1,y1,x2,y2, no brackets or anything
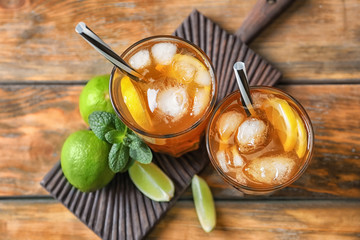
0,85,87,195
149,200,360,240
1,199,359,240
0,199,99,240
0,0,359,83
1,84,359,198
235,0,295,44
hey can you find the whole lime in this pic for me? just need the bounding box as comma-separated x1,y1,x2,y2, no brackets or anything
61,130,115,192
79,74,115,124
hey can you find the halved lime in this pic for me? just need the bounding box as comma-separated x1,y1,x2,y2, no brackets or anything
192,175,216,233
128,162,174,202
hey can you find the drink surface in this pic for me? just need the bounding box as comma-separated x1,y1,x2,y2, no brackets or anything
208,88,312,189
111,38,215,136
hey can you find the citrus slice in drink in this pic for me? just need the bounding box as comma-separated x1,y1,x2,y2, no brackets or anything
292,109,307,158
157,54,209,84
120,76,152,131
128,161,175,202
263,97,297,152
191,175,216,233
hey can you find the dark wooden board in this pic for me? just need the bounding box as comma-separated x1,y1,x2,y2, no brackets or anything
40,10,282,240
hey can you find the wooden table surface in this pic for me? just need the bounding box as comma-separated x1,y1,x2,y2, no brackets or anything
1,0,360,239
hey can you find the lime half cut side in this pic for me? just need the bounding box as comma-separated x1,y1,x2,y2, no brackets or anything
192,175,216,233
128,161,175,202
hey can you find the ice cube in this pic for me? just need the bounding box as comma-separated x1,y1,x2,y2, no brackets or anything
194,69,211,86
147,88,158,112
251,92,276,109
230,147,245,167
129,50,151,70
216,150,229,172
235,170,248,185
244,155,295,185
217,111,245,141
174,59,196,83
151,43,177,65
192,88,210,116
156,87,188,119
236,118,269,153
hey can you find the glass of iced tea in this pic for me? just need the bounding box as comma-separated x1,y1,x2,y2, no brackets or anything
110,36,217,157
206,87,314,195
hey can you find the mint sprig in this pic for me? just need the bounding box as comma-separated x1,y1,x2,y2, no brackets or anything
89,111,152,173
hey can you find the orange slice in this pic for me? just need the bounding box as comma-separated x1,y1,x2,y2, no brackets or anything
263,98,297,152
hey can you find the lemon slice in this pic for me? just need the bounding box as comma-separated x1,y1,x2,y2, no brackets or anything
173,54,206,70
129,162,175,202
192,175,216,233
292,109,307,158
120,76,152,131
155,54,211,86
264,98,297,152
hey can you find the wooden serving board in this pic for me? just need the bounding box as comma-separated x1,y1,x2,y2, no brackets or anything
41,1,294,239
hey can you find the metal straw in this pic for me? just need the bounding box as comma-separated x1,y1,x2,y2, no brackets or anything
75,22,144,82
233,62,256,116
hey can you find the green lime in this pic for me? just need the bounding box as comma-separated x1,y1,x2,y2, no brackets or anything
128,162,174,202
61,130,115,192
79,74,115,125
192,175,216,233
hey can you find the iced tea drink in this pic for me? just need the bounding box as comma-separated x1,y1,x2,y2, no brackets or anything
206,87,313,194
110,36,217,157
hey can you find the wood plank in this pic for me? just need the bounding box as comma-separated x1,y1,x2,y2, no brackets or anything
0,0,359,83
252,0,360,83
0,84,359,198
0,199,99,240
0,85,87,195
1,199,359,239
150,200,360,240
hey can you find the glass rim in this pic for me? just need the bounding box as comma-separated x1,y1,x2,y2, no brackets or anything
206,86,314,193
109,35,218,139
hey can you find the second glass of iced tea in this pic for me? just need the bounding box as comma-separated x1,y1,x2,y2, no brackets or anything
110,36,217,157
206,87,314,195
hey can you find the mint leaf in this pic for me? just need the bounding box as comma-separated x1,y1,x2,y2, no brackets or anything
105,130,126,144
114,117,127,134
127,130,141,141
129,140,152,164
108,143,129,173
89,111,116,141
